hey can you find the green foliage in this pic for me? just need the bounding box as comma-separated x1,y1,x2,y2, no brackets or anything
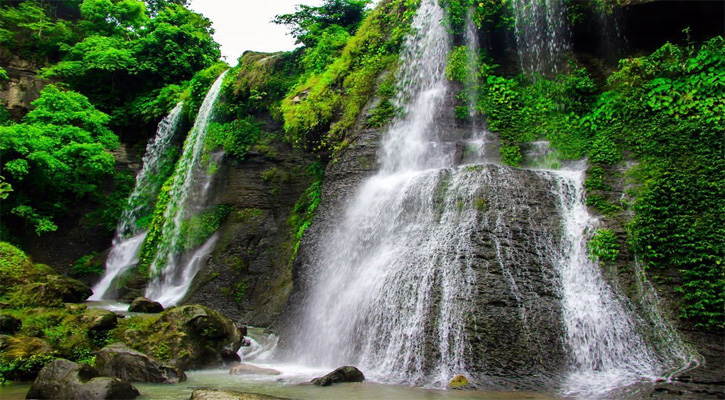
0,1,75,61
477,64,597,165
0,66,8,82
86,171,136,232
71,253,104,276
583,37,724,329
205,117,262,161
281,0,421,154
234,280,248,305
136,175,173,278
0,85,118,235
185,62,228,118
365,72,399,128
438,0,472,34
288,162,325,261
221,51,302,118
588,229,620,263
178,204,231,251
273,0,372,48
0,353,57,384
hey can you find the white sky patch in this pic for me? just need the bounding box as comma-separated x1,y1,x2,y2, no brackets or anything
188,0,325,63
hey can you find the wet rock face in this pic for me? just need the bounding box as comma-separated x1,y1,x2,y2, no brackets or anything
26,359,139,400
95,343,186,384
184,127,314,326
461,167,568,386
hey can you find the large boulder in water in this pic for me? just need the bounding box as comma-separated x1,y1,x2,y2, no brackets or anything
190,389,291,400
310,366,365,386
128,297,164,313
95,343,186,383
119,305,244,369
26,359,139,400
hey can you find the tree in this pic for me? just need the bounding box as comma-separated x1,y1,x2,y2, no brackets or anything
273,0,372,47
0,85,118,235
0,1,75,60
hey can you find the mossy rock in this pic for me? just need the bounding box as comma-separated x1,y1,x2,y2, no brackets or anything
0,242,92,307
115,305,243,369
448,374,474,390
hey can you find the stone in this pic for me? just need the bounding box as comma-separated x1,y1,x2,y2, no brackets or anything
117,305,244,370
448,374,474,390
83,308,118,331
95,343,186,384
128,297,164,313
0,314,21,334
190,389,290,400
229,363,281,376
310,366,365,386
25,359,139,400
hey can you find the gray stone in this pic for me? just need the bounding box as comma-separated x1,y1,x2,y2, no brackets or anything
25,359,139,400
95,343,186,384
311,366,365,386
128,297,164,313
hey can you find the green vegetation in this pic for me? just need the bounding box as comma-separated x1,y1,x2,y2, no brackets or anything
588,38,724,329
0,85,118,235
0,0,220,243
588,229,620,264
280,0,421,155
288,162,325,261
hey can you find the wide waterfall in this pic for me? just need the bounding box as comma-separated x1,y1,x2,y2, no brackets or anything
145,71,228,306
90,102,184,300
285,0,693,396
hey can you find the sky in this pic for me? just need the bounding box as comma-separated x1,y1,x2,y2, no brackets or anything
188,0,325,62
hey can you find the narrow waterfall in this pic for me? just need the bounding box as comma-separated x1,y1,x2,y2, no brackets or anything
510,0,571,75
548,169,694,396
90,102,184,300
145,71,228,306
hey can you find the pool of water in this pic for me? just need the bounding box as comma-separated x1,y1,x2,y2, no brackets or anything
1,368,557,400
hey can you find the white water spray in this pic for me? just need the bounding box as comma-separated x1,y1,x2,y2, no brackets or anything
91,102,184,300
145,71,228,306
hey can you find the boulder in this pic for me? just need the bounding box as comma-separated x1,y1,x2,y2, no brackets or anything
83,309,118,331
95,343,186,384
190,389,290,400
128,297,164,313
229,363,281,376
0,314,21,334
117,305,244,369
25,359,139,400
310,366,365,386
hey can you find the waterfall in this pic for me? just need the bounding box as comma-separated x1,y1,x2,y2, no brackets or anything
285,0,693,394
90,102,184,300
547,169,694,397
145,71,228,307
510,0,571,75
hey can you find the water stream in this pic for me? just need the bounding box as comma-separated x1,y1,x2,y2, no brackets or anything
91,102,185,300
145,71,228,306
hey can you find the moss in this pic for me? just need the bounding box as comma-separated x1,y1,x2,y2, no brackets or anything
281,0,422,155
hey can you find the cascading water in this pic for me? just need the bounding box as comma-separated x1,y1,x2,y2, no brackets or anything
145,71,228,307
510,0,571,75
288,0,472,385
284,0,694,395
548,169,696,397
90,102,184,300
